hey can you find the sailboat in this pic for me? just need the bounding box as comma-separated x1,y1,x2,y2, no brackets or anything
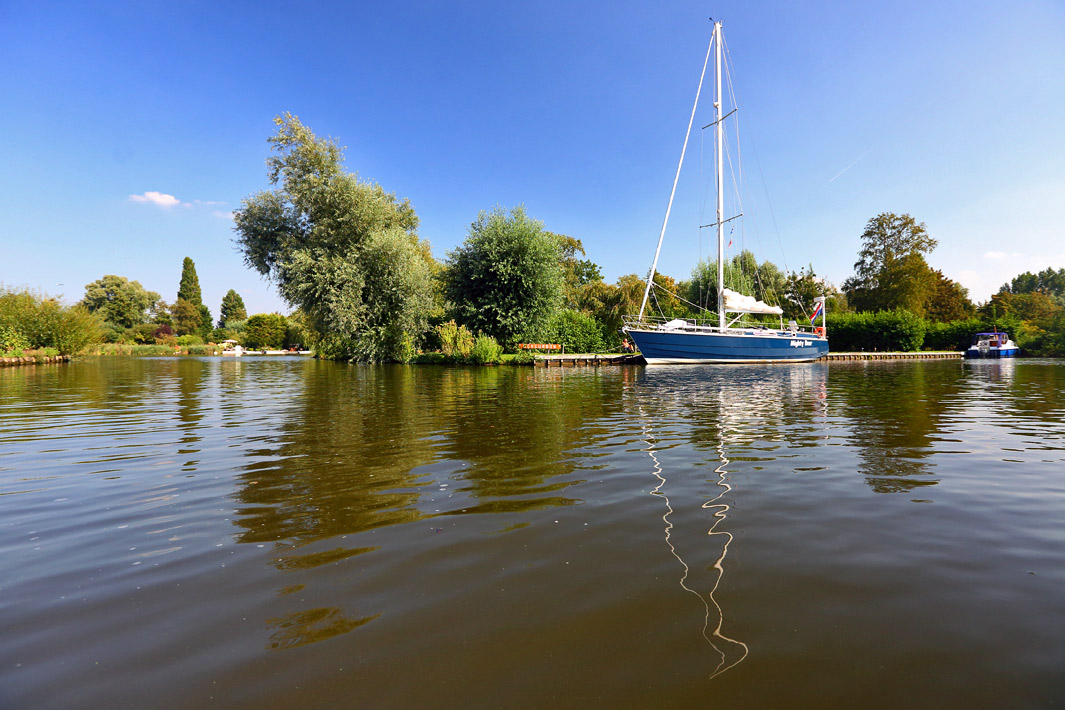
623,22,829,364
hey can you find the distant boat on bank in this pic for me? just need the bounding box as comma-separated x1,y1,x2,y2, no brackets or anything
964,332,1019,359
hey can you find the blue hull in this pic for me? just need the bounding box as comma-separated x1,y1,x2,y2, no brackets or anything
627,328,828,363
964,348,1019,359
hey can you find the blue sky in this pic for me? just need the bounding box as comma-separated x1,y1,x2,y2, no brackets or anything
2,0,1063,317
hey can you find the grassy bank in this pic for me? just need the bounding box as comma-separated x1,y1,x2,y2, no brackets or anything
83,343,224,356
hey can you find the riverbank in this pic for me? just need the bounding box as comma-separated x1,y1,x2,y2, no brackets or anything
1,354,71,367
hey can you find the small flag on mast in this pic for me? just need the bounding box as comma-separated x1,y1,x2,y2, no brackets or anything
810,300,824,322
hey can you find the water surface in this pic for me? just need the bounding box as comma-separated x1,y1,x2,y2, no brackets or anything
2,357,1063,707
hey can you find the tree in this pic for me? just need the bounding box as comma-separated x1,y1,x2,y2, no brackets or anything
243,313,287,349
233,113,435,362
925,270,975,322
218,289,247,326
79,275,162,329
843,213,939,314
781,265,846,321
177,257,202,306
550,232,603,308
1003,267,1065,305
688,250,785,315
171,298,202,336
443,205,564,347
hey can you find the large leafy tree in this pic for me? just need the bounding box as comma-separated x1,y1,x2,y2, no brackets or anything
843,212,940,314
218,289,247,326
443,205,564,347
233,113,436,361
80,275,162,329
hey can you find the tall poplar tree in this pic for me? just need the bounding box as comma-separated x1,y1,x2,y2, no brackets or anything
175,257,212,337
177,257,202,305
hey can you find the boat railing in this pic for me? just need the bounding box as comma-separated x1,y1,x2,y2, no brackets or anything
623,314,817,335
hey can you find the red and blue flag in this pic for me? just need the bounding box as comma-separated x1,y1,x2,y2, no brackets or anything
810,300,824,322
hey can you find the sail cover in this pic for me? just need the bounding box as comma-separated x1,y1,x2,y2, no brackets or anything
722,288,783,315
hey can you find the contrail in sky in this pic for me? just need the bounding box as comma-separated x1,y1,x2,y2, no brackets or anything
828,97,937,183
829,147,875,183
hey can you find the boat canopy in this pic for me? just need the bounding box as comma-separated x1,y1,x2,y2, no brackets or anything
722,288,783,315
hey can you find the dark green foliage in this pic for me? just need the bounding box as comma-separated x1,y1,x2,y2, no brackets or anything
925,270,976,322
1024,312,1065,356
80,275,161,329
826,310,926,352
171,298,202,336
544,309,603,353
0,287,104,354
923,318,983,351
218,289,247,326
198,304,213,339
444,205,564,349
177,257,202,305
128,323,159,344
243,313,287,349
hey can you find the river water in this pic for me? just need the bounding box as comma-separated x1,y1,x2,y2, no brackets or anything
1,357,1063,708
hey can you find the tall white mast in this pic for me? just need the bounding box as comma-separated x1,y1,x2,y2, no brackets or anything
714,21,725,330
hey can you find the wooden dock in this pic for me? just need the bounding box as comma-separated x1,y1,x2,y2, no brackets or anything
534,353,644,367
822,351,962,361
535,351,963,366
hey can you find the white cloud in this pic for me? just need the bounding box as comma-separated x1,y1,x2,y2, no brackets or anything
212,210,235,220
129,191,183,208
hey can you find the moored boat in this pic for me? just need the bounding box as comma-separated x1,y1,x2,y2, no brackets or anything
622,21,828,364
964,332,1019,359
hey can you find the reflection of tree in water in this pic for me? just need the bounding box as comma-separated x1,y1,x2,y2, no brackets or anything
233,363,436,547
173,359,207,471
233,365,621,548
229,364,625,648
829,362,965,494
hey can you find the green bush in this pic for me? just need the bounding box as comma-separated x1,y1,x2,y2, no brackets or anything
544,308,603,353
0,324,29,351
436,320,474,360
510,349,536,365
469,334,504,364
243,313,287,349
176,334,204,346
0,287,104,354
411,351,450,364
924,318,982,351
826,309,925,351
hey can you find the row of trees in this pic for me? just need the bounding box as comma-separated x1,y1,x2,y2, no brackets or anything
78,259,249,344
230,114,1064,361
230,115,851,362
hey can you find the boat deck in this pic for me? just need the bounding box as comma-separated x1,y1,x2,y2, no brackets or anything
535,351,963,366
